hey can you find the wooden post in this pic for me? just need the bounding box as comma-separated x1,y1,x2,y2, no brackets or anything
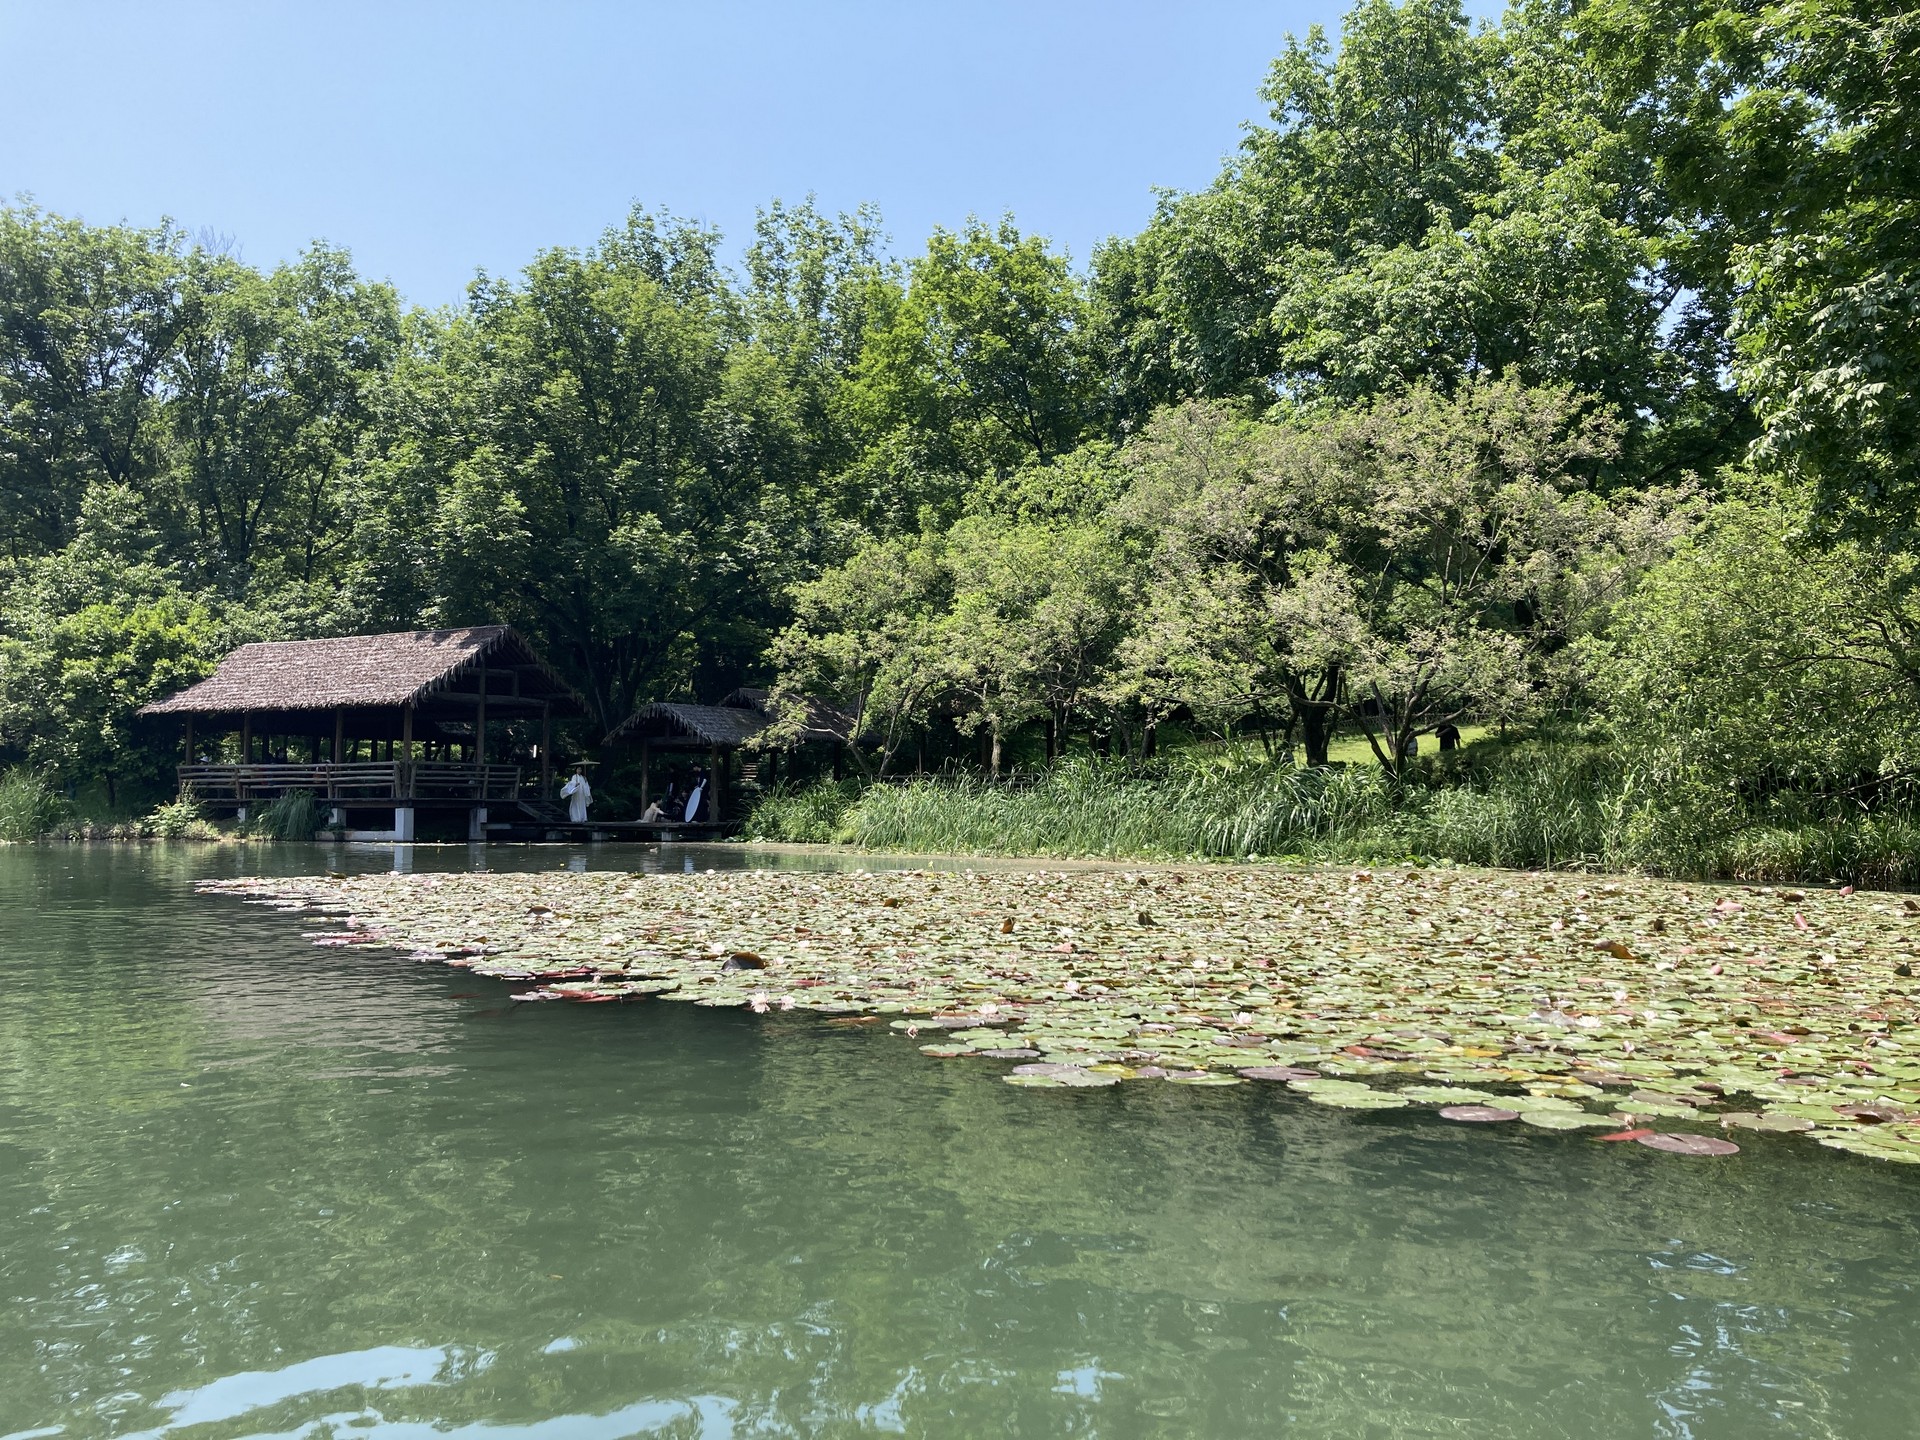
240,712,252,764
475,661,488,767
333,710,344,765
639,739,650,803
396,701,416,840
709,744,723,823
539,701,552,797
183,715,195,766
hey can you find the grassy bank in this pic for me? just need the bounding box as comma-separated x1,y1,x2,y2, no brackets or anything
746,741,1920,886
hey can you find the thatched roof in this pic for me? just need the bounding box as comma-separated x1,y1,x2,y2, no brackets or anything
609,702,769,748
140,626,585,717
606,689,857,748
718,688,857,743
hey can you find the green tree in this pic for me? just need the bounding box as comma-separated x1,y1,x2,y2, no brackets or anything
1089,0,1746,478
162,244,402,596
768,534,950,777
839,217,1098,530
1602,490,1920,860
0,490,223,803
404,208,796,734
1119,380,1666,771
940,514,1133,771
0,205,188,557
1583,0,1920,538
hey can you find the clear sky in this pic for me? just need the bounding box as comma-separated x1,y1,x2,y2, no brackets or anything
5,1,1432,308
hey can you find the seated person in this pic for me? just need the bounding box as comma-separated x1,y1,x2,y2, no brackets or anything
640,796,667,823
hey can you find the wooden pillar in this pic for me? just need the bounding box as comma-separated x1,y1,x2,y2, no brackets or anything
240,712,252,764
333,710,344,765
396,702,416,840
540,701,552,796
709,744,723,823
183,715,195,766
639,739,650,802
475,661,488,766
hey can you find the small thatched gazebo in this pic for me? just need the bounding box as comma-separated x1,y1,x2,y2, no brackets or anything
141,626,585,840
604,688,854,821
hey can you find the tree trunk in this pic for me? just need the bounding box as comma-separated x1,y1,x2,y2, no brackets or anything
1299,705,1335,767
989,722,1002,778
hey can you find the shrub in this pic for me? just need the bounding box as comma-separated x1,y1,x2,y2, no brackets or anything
144,795,220,840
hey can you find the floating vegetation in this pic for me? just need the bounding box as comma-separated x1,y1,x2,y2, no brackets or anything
199,863,1920,1164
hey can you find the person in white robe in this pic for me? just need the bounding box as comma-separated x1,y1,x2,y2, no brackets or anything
560,767,593,823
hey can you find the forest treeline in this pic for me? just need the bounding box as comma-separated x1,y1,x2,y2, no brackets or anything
2,0,1916,871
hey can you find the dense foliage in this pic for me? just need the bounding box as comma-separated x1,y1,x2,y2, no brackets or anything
2,0,1915,871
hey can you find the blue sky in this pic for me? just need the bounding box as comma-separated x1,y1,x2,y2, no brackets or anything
4,1,1458,308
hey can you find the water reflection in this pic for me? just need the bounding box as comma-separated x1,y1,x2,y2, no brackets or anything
1,845,1918,1439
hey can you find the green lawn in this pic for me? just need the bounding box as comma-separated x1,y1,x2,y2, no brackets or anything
1322,723,1491,766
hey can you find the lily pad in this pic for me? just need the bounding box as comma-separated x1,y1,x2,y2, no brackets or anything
1305,1089,1410,1109
1520,1110,1619,1130
1399,1086,1510,1105
1721,1112,1816,1133
1237,1065,1321,1081
1618,1097,1703,1120
198,861,1920,1165
1167,1072,1244,1086
1438,1105,1521,1122
1004,1069,1118,1088
1635,1132,1741,1156
1503,1095,1586,1113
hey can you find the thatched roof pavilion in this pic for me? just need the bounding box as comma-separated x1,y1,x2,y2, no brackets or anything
603,687,855,821
141,627,585,837
145,625,581,721
610,702,770,750
604,688,854,750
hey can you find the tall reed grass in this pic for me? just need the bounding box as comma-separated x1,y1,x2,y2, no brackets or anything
0,768,67,842
746,741,1920,883
247,790,319,841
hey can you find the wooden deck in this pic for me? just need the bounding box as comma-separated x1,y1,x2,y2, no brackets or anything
503,819,735,842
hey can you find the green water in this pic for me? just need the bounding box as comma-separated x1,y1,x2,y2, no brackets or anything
4,846,1920,1439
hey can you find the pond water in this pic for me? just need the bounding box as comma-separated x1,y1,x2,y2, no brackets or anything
5,843,1920,1439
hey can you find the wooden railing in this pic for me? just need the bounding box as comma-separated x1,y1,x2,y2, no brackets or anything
178,762,524,804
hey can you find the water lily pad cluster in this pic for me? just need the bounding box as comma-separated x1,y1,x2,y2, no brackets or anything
199,865,1920,1163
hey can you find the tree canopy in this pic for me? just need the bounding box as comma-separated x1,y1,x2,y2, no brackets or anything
3,0,1915,820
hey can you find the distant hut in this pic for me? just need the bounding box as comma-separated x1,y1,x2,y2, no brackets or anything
604,687,854,821
140,626,585,840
